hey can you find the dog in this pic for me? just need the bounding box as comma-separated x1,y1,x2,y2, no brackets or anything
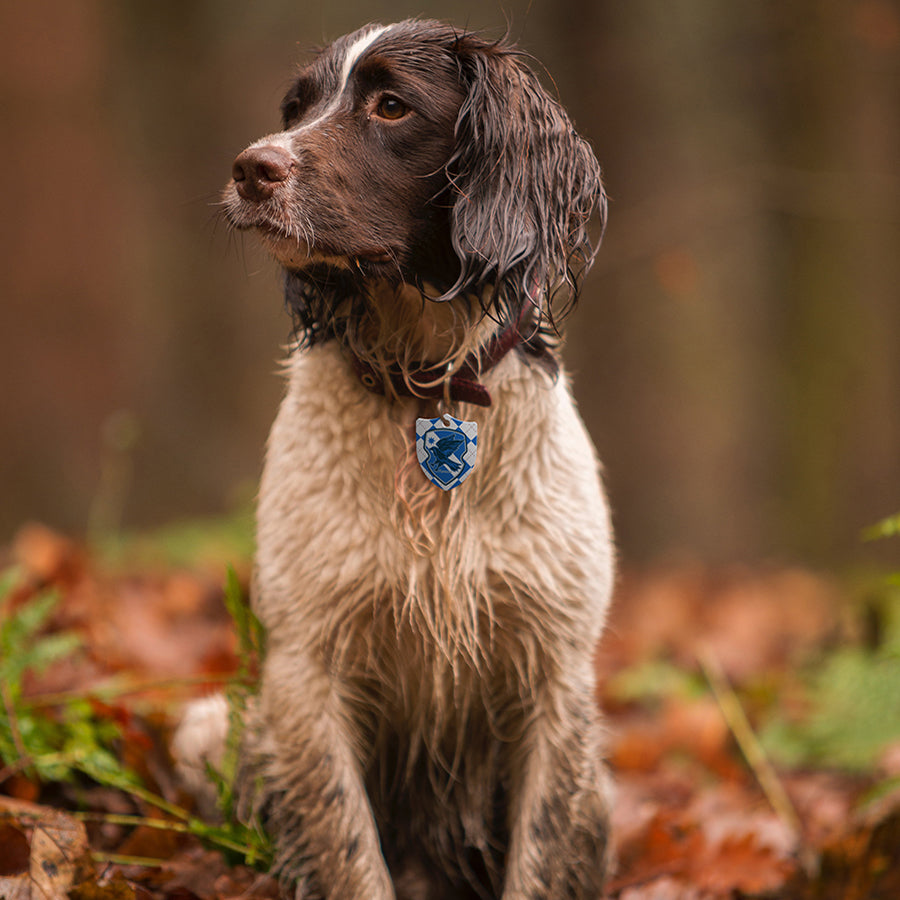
178,18,614,900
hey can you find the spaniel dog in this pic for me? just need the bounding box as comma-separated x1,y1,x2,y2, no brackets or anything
178,18,614,900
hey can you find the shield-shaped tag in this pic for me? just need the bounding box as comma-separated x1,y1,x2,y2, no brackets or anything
415,414,478,490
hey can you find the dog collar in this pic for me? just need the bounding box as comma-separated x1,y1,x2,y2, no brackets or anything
348,323,524,408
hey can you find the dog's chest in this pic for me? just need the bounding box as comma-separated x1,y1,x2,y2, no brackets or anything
256,350,447,606
254,343,613,658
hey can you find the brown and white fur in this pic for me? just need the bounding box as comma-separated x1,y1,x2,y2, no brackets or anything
176,19,614,900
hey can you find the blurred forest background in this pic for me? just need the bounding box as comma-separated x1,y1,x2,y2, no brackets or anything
1,0,898,566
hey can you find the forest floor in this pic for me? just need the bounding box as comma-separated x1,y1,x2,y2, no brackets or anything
2,521,900,899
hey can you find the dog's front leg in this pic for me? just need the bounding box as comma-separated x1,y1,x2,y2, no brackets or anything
244,649,394,900
502,683,612,900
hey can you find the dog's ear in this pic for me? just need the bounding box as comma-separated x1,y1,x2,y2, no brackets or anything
443,36,607,326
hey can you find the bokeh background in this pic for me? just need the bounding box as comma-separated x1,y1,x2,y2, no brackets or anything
2,0,898,566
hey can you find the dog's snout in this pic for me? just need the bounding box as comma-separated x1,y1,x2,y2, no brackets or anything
232,145,293,201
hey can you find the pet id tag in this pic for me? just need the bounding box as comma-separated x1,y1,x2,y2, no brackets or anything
415,414,477,490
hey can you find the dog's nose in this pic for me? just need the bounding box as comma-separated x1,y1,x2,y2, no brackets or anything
232,145,293,201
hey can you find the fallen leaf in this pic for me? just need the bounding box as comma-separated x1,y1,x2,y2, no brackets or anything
609,718,667,773
0,798,92,900
690,831,796,894
13,524,86,589
30,813,91,900
69,870,138,900
0,873,31,900
0,822,30,874
599,565,839,683
617,875,704,900
612,810,703,888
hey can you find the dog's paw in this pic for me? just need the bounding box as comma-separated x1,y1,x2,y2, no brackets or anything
171,693,230,818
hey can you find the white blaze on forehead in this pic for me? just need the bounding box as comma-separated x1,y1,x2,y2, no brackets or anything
249,24,389,154
337,25,389,94
304,24,390,128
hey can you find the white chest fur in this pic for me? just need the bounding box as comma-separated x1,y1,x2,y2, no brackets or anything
254,344,613,681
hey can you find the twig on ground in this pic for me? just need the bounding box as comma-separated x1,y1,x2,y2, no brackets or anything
699,646,802,836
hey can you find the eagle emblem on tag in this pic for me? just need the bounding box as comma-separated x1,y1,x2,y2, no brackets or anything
415,414,477,490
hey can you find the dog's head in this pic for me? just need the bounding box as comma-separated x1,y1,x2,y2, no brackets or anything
224,19,606,349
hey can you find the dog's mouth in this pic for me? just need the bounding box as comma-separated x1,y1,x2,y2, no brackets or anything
260,229,397,274
224,197,396,273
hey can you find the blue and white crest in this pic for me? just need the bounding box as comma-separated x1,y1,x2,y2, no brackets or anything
415,414,478,490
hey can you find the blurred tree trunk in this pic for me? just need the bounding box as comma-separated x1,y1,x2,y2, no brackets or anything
765,0,900,560
109,2,292,527
542,0,899,563
0,0,127,535
543,0,777,562
837,0,900,544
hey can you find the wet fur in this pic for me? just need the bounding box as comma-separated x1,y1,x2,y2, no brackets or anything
186,19,615,900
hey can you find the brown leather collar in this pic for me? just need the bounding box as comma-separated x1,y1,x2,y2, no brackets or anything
348,324,525,408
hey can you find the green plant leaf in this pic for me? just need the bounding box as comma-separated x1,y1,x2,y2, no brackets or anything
862,512,900,542
762,588,900,771
0,565,275,869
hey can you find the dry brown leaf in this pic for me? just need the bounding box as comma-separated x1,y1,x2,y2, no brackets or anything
617,876,704,900
612,810,704,889
0,822,31,874
600,565,838,682
13,524,86,588
0,873,31,900
690,832,796,894
0,798,92,900
609,718,668,773
69,870,140,900
117,821,184,861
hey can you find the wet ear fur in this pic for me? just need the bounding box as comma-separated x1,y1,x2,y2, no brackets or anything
443,35,607,329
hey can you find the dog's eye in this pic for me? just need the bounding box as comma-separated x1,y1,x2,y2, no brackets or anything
374,96,409,121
